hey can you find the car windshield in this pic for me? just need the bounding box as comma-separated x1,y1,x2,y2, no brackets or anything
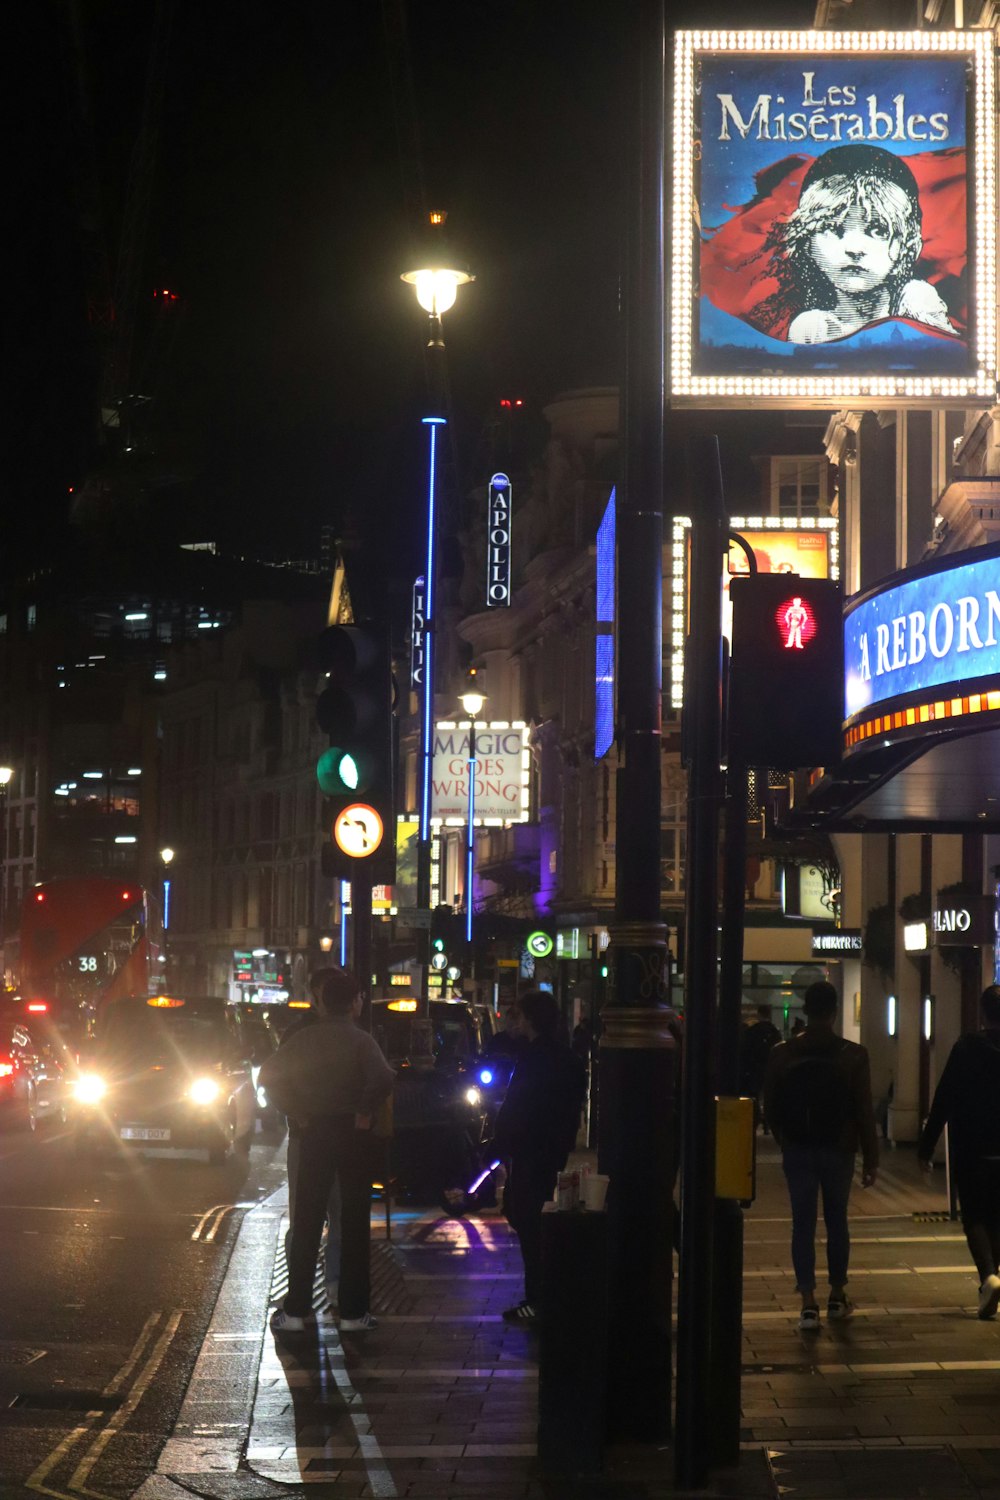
98,1000,228,1066
374,1004,476,1066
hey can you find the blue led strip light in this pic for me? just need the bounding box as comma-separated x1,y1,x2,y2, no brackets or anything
420,418,446,843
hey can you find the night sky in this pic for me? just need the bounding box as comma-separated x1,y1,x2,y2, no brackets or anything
12,0,816,595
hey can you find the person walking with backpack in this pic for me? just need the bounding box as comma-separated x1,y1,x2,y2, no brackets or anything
917,984,1000,1320
764,981,879,1331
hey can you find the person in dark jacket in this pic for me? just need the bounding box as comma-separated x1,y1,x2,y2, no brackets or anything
261,970,395,1335
918,984,1000,1319
739,1004,782,1129
764,981,879,1331
491,989,586,1325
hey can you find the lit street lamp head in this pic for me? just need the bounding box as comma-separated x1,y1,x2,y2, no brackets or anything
402,211,474,346
0,768,13,787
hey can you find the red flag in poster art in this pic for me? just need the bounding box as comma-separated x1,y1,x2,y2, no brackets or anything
670,29,998,405
700,147,968,342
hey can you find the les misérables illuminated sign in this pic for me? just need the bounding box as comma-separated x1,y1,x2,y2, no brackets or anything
843,542,1000,751
671,29,998,407
486,473,512,608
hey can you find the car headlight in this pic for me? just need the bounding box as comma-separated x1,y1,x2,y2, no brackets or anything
189,1077,221,1105
73,1074,107,1105
464,1086,481,1107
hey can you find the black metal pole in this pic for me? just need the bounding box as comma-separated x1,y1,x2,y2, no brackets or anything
711,763,748,1470
352,879,374,1032
675,434,726,1490
599,0,674,1446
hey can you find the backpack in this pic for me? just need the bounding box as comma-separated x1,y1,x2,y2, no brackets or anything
772,1043,850,1147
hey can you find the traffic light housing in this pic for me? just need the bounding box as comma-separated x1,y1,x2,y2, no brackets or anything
315,624,396,882
728,574,843,771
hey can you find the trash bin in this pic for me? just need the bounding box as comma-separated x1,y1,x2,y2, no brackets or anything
537,1203,608,1473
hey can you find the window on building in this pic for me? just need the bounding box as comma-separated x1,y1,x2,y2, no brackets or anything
661,789,686,896
26,605,36,632
771,458,830,520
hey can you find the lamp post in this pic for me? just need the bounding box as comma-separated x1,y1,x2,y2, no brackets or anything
402,213,474,1006
160,846,174,985
0,767,12,991
458,674,486,947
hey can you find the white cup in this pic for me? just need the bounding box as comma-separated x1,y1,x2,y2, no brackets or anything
583,1173,609,1212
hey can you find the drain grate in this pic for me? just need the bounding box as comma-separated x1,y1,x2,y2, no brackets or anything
913,1210,954,1222
8,1390,123,1412
0,1347,46,1367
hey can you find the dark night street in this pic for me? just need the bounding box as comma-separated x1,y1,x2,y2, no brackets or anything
0,1123,286,1498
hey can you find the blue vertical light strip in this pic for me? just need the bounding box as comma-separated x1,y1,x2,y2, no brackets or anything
340,880,349,967
466,727,476,945
595,487,617,759
420,417,446,844
162,879,171,930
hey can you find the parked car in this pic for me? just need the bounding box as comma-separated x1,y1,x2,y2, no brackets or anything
72,995,255,1164
0,1003,68,1132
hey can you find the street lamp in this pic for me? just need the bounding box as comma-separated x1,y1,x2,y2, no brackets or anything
402,212,474,1005
459,673,486,946
401,211,474,349
0,767,12,988
159,847,174,982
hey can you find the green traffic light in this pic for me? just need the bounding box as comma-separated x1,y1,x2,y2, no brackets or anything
433,937,445,952
316,746,363,796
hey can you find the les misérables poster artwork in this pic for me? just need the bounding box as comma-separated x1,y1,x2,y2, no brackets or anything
694,50,973,377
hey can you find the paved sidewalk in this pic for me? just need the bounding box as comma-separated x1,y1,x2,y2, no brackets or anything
139,1142,1000,1500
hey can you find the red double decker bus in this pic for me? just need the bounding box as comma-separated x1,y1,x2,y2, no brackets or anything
18,878,165,1039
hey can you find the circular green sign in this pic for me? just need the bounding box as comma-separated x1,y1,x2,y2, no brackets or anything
526,931,553,959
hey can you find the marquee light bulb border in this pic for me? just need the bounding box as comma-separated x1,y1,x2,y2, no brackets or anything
670,29,998,407
670,515,839,710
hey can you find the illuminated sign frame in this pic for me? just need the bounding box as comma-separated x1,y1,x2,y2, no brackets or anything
843,540,1000,752
431,721,530,826
670,514,839,709
486,473,512,608
671,29,997,407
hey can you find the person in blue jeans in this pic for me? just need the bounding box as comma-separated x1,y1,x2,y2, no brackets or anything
764,982,879,1331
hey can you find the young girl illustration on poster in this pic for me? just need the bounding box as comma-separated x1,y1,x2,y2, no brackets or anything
765,144,956,344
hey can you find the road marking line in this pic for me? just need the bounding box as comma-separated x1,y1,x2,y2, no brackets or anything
69,1310,183,1495
25,1312,163,1499
191,1204,231,1241
204,1205,236,1242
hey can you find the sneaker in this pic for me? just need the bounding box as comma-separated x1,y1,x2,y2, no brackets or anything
270,1306,315,1334
978,1274,1000,1320
338,1312,378,1331
798,1306,820,1332
827,1297,854,1321
502,1301,538,1324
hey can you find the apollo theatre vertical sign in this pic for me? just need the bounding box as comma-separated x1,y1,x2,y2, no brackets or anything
486,472,512,608
671,29,997,407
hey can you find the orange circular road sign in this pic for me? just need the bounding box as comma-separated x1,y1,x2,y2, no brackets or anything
333,803,384,859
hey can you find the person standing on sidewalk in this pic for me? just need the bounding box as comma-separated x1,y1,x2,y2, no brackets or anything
260,969,395,1334
764,980,879,1331
491,989,586,1325
918,984,1000,1320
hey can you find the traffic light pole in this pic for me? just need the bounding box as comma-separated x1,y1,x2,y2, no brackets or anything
711,763,749,1470
352,878,373,1030
675,434,726,1491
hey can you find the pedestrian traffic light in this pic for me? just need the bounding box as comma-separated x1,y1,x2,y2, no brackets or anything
728,574,843,771
315,623,396,882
